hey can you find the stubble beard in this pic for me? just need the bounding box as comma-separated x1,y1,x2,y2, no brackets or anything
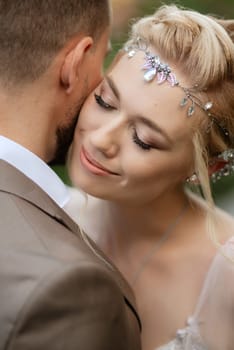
49,99,84,166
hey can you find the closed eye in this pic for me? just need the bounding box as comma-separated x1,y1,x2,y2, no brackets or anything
132,129,152,151
94,93,115,110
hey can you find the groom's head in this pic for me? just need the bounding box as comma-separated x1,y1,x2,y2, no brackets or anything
0,0,111,163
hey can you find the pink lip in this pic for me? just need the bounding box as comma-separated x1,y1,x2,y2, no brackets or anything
80,147,118,176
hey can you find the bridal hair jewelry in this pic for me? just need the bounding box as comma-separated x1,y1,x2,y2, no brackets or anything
131,202,188,285
124,37,232,145
185,151,234,184
211,149,234,182
141,49,178,86
186,173,198,184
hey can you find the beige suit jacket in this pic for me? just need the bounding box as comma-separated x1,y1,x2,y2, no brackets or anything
0,160,141,350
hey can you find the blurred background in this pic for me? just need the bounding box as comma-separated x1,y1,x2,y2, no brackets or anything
55,0,234,216
111,0,234,39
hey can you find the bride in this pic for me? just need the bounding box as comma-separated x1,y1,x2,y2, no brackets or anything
65,5,234,350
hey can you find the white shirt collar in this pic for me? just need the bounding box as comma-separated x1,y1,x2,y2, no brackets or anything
0,136,70,208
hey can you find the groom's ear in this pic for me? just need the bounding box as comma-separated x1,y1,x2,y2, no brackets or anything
60,36,93,94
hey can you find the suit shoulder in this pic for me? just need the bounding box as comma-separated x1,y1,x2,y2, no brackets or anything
5,262,134,350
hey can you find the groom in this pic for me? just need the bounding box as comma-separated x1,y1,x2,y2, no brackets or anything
0,1,141,349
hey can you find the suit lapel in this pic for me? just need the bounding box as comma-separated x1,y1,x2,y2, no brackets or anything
0,159,78,233
0,160,141,329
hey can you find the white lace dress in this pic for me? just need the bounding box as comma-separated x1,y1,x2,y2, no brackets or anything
156,237,234,350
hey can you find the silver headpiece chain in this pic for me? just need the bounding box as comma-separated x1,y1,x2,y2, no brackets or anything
124,37,234,181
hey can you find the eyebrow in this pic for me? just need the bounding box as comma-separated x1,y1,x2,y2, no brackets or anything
136,116,172,144
105,75,172,144
106,76,120,100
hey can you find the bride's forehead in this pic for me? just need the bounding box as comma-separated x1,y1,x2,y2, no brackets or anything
110,55,185,106
111,52,145,76
107,56,196,137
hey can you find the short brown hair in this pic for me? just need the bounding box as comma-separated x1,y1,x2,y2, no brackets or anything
0,0,110,85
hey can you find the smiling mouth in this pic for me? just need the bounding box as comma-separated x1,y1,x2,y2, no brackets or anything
80,147,119,176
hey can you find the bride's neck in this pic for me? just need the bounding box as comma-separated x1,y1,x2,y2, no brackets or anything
102,188,190,242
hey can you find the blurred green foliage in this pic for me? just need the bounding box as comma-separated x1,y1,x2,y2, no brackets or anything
53,165,71,185
139,0,234,18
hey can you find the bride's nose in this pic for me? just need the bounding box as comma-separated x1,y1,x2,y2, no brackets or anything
89,120,122,158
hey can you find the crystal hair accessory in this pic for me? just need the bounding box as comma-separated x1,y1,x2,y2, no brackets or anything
186,173,198,184
211,149,234,182
142,52,178,86
124,37,231,144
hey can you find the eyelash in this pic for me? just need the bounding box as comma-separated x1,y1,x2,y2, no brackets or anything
133,129,152,151
94,93,115,110
94,93,153,151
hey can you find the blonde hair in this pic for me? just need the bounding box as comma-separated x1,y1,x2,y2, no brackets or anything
126,5,234,247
